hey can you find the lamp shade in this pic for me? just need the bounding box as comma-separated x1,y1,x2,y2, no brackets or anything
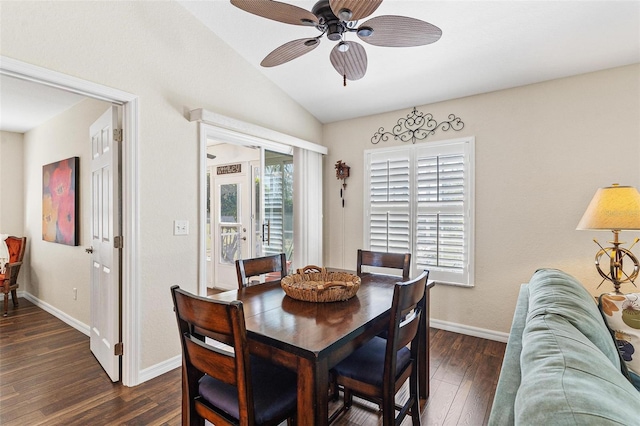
577,184,640,230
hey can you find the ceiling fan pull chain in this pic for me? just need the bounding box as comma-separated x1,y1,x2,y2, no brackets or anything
343,74,347,87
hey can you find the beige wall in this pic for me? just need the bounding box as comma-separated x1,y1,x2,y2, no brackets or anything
0,131,24,236
323,64,640,335
3,0,639,379
21,98,110,324
1,1,322,371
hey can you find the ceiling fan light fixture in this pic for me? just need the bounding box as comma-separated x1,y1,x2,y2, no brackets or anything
337,8,353,21
357,26,374,37
327,22,343,41
337,41,349,52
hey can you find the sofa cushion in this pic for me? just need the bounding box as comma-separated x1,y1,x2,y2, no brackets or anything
526,269,621,369
516,313,640,424
600,293,640,377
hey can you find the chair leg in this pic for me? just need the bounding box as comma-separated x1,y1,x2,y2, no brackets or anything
410,369,421,426
343,388,353,410
3,291,8,317
411,396,421,426
382,395,395,426
11,289,18,307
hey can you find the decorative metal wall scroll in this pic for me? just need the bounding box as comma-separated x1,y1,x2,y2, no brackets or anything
371,107,464,144
335,160,350,208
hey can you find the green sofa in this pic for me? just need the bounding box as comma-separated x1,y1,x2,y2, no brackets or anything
488,268,640,425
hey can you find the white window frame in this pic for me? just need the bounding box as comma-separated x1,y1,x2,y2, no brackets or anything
364,136,475,287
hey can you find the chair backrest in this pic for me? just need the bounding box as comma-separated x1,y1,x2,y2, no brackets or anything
171,285,255,425
384,270,429,386
357,249,411,280
235,253,287,289
5,236,27,264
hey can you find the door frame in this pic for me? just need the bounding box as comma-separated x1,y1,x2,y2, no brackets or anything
191,109,328,297
0,56,141,386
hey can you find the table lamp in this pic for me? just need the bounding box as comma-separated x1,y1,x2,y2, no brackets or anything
577,183,640,294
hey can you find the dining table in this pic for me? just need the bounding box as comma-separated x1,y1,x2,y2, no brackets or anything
209,272,435,426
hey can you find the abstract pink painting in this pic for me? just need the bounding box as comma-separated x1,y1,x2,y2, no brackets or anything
42,157,79,246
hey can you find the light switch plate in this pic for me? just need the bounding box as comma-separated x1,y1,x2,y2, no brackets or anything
174,220,189,235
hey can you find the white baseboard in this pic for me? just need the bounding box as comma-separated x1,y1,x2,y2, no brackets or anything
431,318,509,343
138,354,181,383
18,291,91,336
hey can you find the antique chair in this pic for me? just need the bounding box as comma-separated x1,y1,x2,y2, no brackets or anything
356,249,411,280
1,236,27,317
170,285,298,426
235,253,287,289
329,270,429,426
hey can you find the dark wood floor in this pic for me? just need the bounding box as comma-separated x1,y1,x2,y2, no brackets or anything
0,298,505,425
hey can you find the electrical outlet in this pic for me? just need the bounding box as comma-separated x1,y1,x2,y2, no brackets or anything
73,288,77,300
174,220,189,236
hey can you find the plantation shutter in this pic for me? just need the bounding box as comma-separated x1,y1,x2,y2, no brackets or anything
415,146,468,283
364,138,474,286
366,150,411,254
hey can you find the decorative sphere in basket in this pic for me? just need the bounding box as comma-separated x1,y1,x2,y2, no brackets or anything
280,266,361,303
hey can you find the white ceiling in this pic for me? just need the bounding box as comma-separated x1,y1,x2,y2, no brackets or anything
0,74,85,133
1,1,638,132
180,0,640,123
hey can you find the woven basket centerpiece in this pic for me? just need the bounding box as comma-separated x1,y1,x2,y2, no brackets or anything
281,266,361,303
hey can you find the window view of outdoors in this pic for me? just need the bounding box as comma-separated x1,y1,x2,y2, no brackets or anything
263,152,294,264
219,183,240,264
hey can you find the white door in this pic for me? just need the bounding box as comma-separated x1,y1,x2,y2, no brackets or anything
213,165,251,289
89,106,121,382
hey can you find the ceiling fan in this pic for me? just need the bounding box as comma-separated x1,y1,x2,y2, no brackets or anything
230,0,442,86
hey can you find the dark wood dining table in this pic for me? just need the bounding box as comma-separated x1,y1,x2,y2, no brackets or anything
209,272,435,426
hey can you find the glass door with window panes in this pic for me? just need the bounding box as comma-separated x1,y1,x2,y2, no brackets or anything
260,151,294,272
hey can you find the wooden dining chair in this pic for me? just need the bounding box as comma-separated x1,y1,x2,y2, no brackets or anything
170,285,298,426
329,270,429,426
1,236,27,317
357,249,411,280
235,253,287,289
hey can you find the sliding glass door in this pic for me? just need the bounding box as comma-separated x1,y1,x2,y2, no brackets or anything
262,151,294,266
205,146,293,289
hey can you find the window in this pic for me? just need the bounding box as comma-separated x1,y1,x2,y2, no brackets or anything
364,137,474,286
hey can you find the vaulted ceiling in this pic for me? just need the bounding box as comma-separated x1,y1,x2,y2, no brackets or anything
180,0,640,123
2,1,638,133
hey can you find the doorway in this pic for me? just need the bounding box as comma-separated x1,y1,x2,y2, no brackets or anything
0,56,141,386
191,109,327,297
205,143,294,290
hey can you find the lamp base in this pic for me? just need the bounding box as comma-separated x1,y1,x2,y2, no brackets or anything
594,232,639,294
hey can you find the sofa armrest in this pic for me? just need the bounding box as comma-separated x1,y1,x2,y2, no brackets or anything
488,283,529,426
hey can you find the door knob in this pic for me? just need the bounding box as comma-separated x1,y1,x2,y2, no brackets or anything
85,246,93,254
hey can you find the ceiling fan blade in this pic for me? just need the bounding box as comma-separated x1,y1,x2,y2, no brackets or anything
231,0,318,26
358,15,442,47
261,38,320,67
330,41,367,81
329,0,382,21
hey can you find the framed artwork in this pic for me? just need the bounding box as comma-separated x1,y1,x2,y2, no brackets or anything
42,157,79,246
